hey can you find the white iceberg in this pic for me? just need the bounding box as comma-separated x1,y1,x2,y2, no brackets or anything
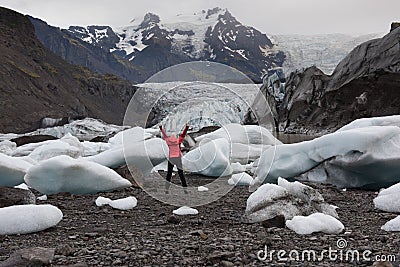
81,141,112,157
109,126,154,146
183,138,232,177
0,204,63,235
28,140,82,161
195,123,281,146
373,182,400,213
0,140,16,155
337,115,400,132
231,143,270,164
231,162,254,174
37,195,48,201
381,215,400,232
245,183,295,220
286,213,344,235
14,183,30,190
86,138,168,174
95,196,137,210
12,140,55,157
197,186,209,192
228,172,253,186
243,178,338,223
12,134,83,160
252,126,400,190
24,155,131,194
0,153,33,186
173,206,199,215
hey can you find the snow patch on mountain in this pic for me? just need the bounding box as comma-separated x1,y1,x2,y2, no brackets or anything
161,9,225,58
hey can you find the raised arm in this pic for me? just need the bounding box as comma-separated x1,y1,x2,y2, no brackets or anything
178,124,189,142
159,124,168,139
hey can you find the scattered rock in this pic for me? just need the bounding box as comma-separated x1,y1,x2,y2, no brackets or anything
0,187,36,208
207,251,235,263
84,232,99,238
56,244,75,256
189,230,208,240
63,262,88,267
0,247,55,267
89,136,109,143
220,260,235,267
166,215,180,224
261,215,286,228
371,261,394,267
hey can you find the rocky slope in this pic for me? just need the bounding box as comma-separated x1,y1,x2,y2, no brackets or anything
0,7,135,133
277,25,400,134
38,7,285,83
29,17,142,83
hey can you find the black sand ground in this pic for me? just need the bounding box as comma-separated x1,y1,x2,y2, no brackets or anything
1,174,399,267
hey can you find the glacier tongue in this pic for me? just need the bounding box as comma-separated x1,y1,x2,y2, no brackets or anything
134,81,260,133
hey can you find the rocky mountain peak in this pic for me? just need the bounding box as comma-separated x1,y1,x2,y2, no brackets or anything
205,7,225,18
391,22,400,32
139,12,160,28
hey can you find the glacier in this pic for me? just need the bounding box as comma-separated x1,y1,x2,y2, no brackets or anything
133,82,260,132
272,33,382,75
24,155,131,194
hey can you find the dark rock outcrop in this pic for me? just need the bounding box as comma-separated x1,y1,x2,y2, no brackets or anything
0,7,135,133
391,22,400,32
10,135,58,146
278,27,400,133
0,187,36,208
0,247,55,267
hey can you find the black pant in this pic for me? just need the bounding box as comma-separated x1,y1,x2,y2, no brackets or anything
165,157,187,189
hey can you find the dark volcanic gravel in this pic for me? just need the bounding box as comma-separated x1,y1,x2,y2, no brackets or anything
0,175,399,267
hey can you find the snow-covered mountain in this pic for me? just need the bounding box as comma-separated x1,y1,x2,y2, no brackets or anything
65,7,285,83
30,7,382,84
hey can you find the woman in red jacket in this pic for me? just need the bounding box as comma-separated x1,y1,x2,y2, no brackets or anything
159,123,189,192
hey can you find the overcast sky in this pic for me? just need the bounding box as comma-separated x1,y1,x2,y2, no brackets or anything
0,0,399,35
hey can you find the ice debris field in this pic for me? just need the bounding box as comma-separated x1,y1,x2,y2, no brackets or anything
1,116,400,234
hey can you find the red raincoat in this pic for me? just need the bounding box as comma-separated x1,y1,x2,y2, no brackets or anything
159,125,189,158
